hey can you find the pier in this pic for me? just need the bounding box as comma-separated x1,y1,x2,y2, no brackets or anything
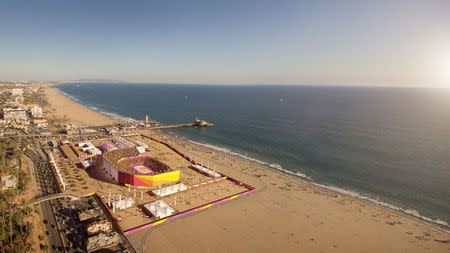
150,120,215,129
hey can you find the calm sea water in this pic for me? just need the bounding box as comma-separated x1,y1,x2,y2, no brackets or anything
56,83,450,227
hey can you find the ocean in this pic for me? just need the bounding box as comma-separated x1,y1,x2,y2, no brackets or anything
56,83,450,227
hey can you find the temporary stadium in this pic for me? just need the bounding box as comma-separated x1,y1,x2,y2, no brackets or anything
102,147,180,188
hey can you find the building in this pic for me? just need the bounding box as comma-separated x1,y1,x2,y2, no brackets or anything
3,108,27,122
11,88,23,96
33,119,48,128
67,128,79,135
86,220,112,235
1,175,17,190
102,147,180,188
26,102,39,108
112,136,136,148
86,232,121,252
78,142,102,157
30,106,43,118
100,143,117,152
79,207,104,222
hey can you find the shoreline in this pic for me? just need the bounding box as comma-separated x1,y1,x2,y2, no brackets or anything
44,84,121,126
163,131,450,230
160,132,450,232
49,82,448,229
47,82,449,252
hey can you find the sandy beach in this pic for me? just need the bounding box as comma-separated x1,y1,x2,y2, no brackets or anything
44,86,120,126
46,84,449,253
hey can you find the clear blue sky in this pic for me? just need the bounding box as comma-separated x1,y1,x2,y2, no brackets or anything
1,0,449,86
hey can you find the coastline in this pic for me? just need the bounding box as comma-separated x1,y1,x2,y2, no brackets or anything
44,84,121,126
48,83,449,252
183,136,449,228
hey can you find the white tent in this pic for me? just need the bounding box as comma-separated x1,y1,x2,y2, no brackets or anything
152,183,187,197
192,164,221,178
143,200,175,219
111,197,135,210
136,146,147,153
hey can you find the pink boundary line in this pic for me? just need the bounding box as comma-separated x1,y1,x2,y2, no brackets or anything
79,192,96,198
188,177,227,189
124,188,256,235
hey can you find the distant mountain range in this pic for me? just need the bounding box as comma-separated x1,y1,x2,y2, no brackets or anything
72,78,127,83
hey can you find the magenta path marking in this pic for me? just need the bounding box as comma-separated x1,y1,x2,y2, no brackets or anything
124,188,256,235
188,177,227,189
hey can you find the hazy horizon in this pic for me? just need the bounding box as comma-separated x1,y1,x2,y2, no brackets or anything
1,0,450,87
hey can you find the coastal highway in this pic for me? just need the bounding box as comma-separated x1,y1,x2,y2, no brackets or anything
25,149,66,252
27,140,135,252
26,139,87,252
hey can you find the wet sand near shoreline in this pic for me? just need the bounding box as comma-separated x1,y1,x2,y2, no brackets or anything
48,84,449,253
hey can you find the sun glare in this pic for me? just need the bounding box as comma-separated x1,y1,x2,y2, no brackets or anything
435,56,450,87
445,59,450,84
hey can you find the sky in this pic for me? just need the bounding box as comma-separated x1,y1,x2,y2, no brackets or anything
1,0,450,86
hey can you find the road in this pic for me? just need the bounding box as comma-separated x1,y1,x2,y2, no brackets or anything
25,148,66,252
26,140,88,253
26,138,135,252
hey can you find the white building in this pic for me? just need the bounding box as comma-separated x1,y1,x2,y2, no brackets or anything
112,136,136,148
86,232,120,251
78,142,102,157
143,200,175,219
1,175,17,190
3,108,27,122
11,88,23,96
30,106,43,118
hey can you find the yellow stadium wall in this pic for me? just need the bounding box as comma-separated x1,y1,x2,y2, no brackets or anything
132,170,180,187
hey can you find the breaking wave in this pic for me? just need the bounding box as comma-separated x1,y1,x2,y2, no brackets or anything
315,184,449,229
186,140,312,180
173,136,449,229
57,89,136,122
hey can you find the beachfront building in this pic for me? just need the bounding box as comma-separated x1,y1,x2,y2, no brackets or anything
102,147,180,188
